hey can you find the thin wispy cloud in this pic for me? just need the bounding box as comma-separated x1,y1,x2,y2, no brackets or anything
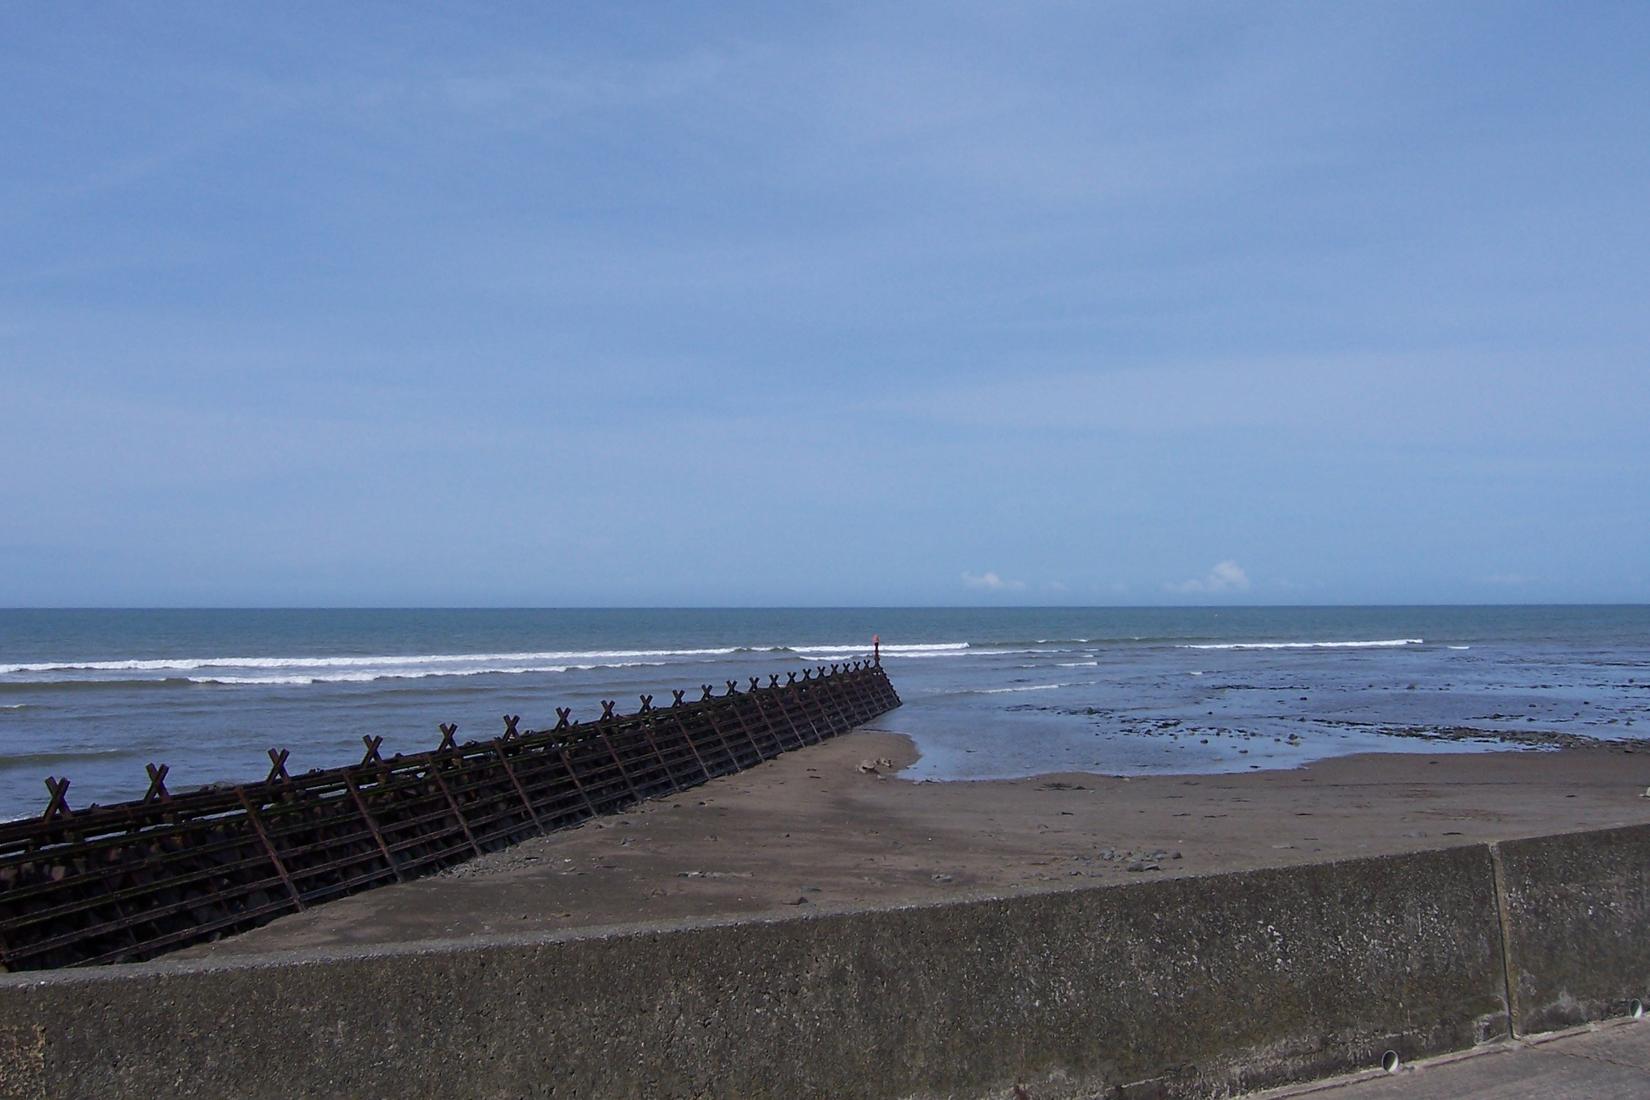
963,571,1026,592
1168,561,1251,595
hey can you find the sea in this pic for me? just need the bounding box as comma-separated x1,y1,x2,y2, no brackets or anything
1,606,1647,823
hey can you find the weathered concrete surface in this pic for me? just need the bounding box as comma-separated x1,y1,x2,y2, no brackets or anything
1259,1020,1650,1097
0,846,1506,1100
1496,823,1650,1035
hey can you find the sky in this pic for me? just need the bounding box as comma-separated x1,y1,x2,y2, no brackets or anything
2,3,1647,607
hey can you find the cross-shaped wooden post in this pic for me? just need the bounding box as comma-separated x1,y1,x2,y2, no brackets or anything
144,763,171,803
41,776,72,821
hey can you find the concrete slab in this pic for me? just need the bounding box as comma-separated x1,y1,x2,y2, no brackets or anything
1495,824,1650,1033
0,844,1511,1100
1261,1021,1650,1098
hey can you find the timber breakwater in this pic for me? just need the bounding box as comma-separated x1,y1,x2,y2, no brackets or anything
0,659,899,971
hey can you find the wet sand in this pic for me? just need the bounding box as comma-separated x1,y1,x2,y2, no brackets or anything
180,731,1650,960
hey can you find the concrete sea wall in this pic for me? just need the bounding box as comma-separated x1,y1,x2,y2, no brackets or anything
1496,824,1650,1034
1,825,1648,1099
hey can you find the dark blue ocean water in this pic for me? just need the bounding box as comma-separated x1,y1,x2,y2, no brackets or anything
2,607,1647,822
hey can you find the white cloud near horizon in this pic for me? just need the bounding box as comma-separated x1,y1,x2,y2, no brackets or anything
963,570,1026,592
1167,561,1251,595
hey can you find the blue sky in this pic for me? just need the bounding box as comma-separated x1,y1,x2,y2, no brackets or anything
3,3,1647,606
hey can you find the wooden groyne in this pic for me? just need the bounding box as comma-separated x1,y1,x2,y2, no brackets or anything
0,660,899,971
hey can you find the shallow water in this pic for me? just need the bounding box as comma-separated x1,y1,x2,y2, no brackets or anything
1,606,1646,820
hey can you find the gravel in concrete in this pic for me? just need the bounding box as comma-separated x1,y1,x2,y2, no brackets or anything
1263,1021,1650,1098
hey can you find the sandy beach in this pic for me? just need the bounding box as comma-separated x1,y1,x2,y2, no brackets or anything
180,729,1650,960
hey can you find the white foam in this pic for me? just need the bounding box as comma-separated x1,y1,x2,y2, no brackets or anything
791,642,967,656
1178,639,1424,651
188,673,384,686
1057,660,1099,667
0,647,741,676
183,660,672,686
0,640,979,680
1,638,949,687
971,683,1065,694
1448,645,1472,650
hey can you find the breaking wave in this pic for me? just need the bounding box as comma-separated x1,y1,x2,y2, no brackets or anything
0,639,932,688
791,642,968,659
183,661,672,686
1178,639,1424,651
0,747,133,770
0,647,742,676
965,683,1068,694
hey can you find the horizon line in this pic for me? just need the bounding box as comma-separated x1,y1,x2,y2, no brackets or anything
4,602,1648,613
